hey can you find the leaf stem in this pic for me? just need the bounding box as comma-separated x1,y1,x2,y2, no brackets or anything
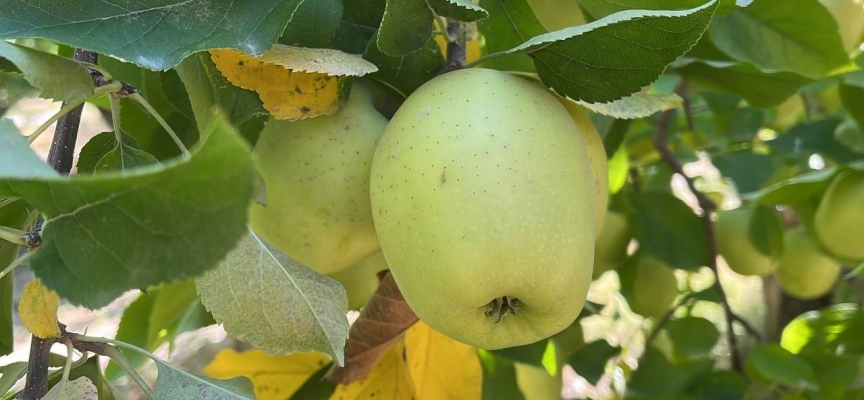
108,93,124,145
101,345,155,399
128,92,189,155
462,51,509,69
0,249,39,283
25,95,89,145
0,226,26,246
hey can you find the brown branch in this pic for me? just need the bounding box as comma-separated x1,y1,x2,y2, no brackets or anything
652,92,744,372
21,49,97,400
677,81,694,132
435,20,466,76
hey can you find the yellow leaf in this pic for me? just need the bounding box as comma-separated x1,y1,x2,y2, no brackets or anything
330,340,414,400
204,349,330,400
18,278,60,339
404,321,482,400
210,44,377,121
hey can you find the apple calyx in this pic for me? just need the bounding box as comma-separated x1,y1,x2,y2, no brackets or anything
484,296,525,323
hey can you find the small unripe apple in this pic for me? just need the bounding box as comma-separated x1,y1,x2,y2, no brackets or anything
328,252,387,310
629,256,679,319
250,82,387,274
592,211,631,279
814,171,864,261
371,68,595,349
776,228,841,300
515,363,563,400
715,208,778,277
558,98,608,236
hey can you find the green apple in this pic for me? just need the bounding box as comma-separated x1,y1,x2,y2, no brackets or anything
592,211,631,279
776,228,841,300
328,251,387,310
558,97,609,236
715,208,778,277
629,256,679,319
250,81,387,274
526,0,587,31
370,68,595,349
814,171,864,260
820,0,864,52
515,363,563,400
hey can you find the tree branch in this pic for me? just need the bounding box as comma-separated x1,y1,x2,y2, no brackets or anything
20,48,97,400
652,88,745,372
643,292,697,350
435,20,466,76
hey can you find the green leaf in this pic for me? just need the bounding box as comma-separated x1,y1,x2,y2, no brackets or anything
174,53,267,140
289,362,337,400
0,41,93,103
700,92,765,142
0,72,37,117
841,83,864,131
748,205,784,259
566,340,619,385
709,0,853,79
76,131,142,174
476,0,545,72
147,280,213,347
331,0,386,54
93,143,159,172
491,339,550,368
626,191,710,270
376,0,488,56
106,291,155,380
0,120,58,180
628,347,702,397
749,166,839,205
364,34,444,97
504,1,717,103
834,118,864,154
579,92,682,120
712,151,776,194
280,0,344,48
153,358,254,400
477,349,526,400
0,1,306,71
781,303,864,356
579,0,739,19
701,370,749,400
747,344,819,390
0,111,256,309
0,362,27,395
769,119,864,164
666,317,720,358
196,230,349,365
679,61,813,109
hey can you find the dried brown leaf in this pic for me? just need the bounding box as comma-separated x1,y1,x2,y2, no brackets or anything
325,271,418,384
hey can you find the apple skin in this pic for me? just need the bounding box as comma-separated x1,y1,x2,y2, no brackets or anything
592,211,631,279
249,82,387,274
558,98,608,237
777,228,841,300
715,208,778,277
629,256,678,319
515,363,563,400
370,68,595,349
814,171,864,261
328,252,387,310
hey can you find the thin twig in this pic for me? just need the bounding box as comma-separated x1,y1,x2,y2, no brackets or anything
732,313,765,344
643,292,698,349
677,82,694,132
652,83,745,372
435,20,466,76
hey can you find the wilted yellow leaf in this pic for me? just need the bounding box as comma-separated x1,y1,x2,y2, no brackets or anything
204,349,330,400
330,340,414,400
404,321,482,400
210,44,377,121
18,278,60,339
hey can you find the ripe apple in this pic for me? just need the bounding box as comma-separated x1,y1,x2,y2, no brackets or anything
776,228,841,300
328,252,387,310
715,208,778,277
820,0,864,52
629,256,679,319
814,171,864,261
515,363,563,400
370,68,595,349
249,81,387,274
558,98,609,236
592,211,631,279
526,0,587,31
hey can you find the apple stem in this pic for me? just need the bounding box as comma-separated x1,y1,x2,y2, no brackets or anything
484,296,525,323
